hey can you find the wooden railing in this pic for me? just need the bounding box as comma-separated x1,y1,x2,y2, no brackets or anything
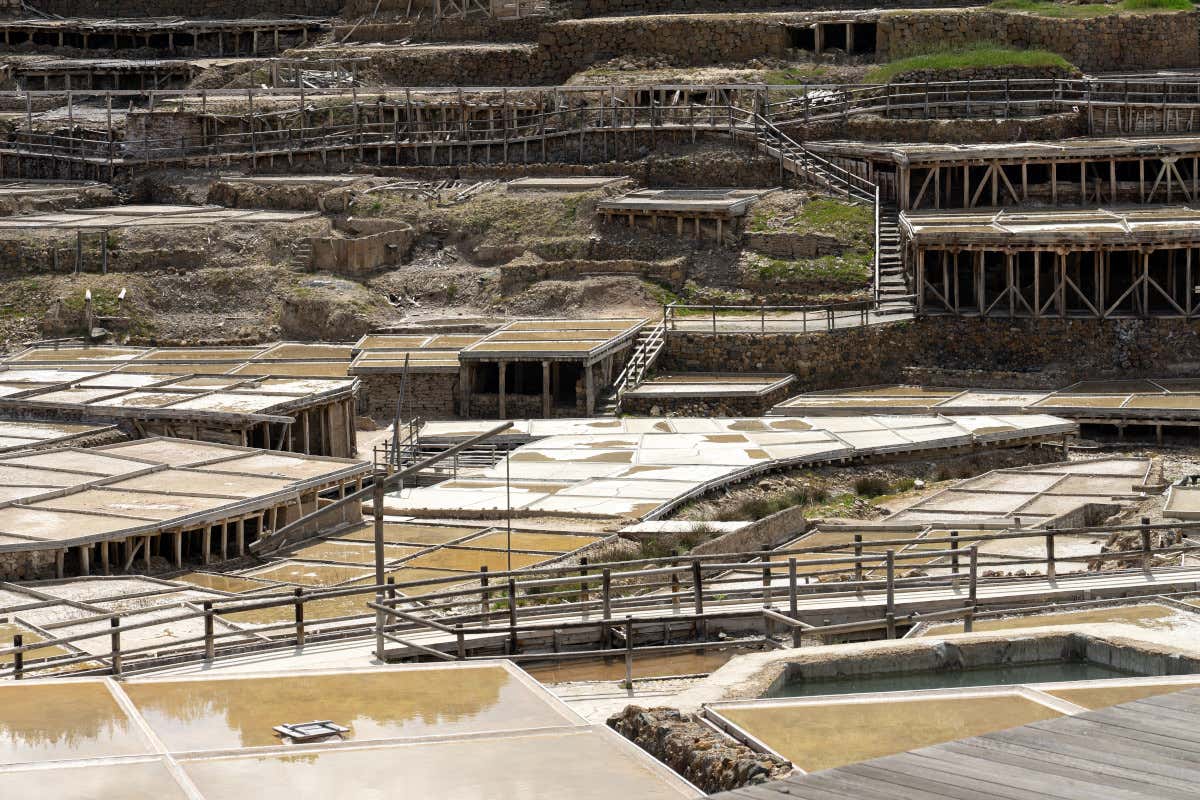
3,517,1197,680
663,299,887,333
8,75,1200,174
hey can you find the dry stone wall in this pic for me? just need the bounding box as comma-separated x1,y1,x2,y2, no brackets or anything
573,0,976,16
880,10,1200,72
608,706,791,794
358,372,459,420
538,13,795,78
622,380,795,417
661,318,1200,392
31,0,339,17
501,257,686,293
782,112,1084,144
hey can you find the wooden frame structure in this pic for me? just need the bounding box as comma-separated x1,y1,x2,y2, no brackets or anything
0,437,367,580
0,368,359,457
457,319,646,418
0,17,323,56
597,188,769,243
903,207,1200,319
811,137,1200,211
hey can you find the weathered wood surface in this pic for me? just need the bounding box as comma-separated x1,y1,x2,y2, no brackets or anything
713,688,1200,800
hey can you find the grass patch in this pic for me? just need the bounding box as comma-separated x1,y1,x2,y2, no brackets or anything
714,487,830,522
748,252,873,290
749,198,873,241
990,0,1192,16
762,65,831,85
867,44,1072,83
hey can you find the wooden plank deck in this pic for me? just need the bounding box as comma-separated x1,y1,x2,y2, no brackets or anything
713,688,1200,800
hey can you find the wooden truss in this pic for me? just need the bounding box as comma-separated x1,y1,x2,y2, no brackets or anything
916,246,1200,319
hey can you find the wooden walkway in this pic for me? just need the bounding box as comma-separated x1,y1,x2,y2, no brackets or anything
713,688,1200,800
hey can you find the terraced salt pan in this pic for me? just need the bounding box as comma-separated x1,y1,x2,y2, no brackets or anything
1046,680,1200,709
244,561,372,587
712,693,1062,772
0,681,153,764
333,521,484,545
0,760,188,799
392,415,1074,520
917,603,1199,636
181,729,694,800
122,666,574,751
887,457,1148,526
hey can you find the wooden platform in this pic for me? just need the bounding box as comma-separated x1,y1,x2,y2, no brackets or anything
713,687,1200,800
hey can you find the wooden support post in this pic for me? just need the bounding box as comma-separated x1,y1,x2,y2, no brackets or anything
670,563,681,616
294,588,305,646
100,540,110,575
497,359,507,419
579,557,590,619
1046,532,1056,580
541,360,551,418
950,530,959,574
507,578,519,655
202,526,212,565
480,565,491,626
968,546,979,606
109,618,122,676
853,534,864,584
760,550,772,608
691,559,704,614
788,558,801,647
1141,517,1153,570
885,550,895,618
601,568,612,622
12,634,22,680
78,544,90,576
55,549,64,579
623,616,634,689
203,601,215,661
236,518,245,556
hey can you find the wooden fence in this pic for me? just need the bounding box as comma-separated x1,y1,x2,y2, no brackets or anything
3,516,1198,680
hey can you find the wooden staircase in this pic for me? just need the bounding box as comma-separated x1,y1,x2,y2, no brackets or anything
599,320,666,415
874,206,915,317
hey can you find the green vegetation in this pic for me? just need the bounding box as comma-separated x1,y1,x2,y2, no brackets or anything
714,487,830,522
853,476,916,498
749,198,873,242
866,44,1072,83
749,252,873,290
762,65,831,85
990,0,1192,16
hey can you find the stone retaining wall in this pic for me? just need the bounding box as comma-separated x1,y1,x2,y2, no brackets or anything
32,0,339,18
661,318,1200,393
501,256,686,293
880,10,1200,72
574,0,976,16
622,380,795,417
538,13,794,77
607,706,791,794
321,43,549,86
309,226,415,276
359,372,459,420
784,111,1084,144
899,365,1068,390
884,65,1079,84
745,231,841,260
691,505,807,556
